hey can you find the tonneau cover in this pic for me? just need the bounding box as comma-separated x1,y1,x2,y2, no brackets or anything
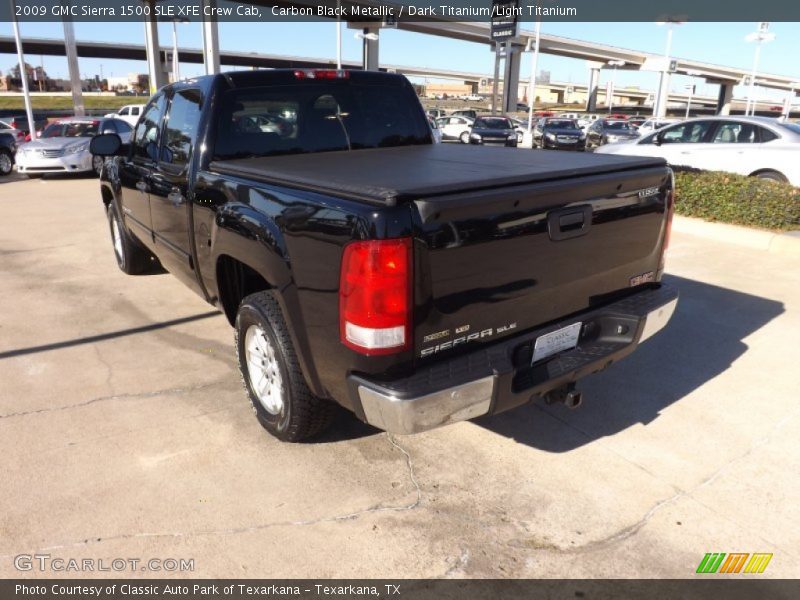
210,144,666,206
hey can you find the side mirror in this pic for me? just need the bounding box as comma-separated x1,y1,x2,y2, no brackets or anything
90,133,122,156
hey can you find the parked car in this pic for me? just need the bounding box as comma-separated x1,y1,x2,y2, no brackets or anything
9,114,49,136
426,108,446,120
89,69,677,441
595,116,800,185
627,117,647,130
436,115,474,143
451,109,478,121
532,117,586,150
606,113,629,121
637,118,682,136
0,119,26,143
15,117,132,178
469,116,518,147
466,94,483,102
0,131,16,176
104,104,147,127
585,119,640,149
428,116,442,143
516,103,530,113
508,116,528,144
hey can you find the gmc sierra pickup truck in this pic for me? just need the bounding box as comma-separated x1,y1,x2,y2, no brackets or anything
90,69,678,442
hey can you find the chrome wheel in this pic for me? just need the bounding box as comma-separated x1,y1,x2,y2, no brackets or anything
245,324,284,415
0,151,11,175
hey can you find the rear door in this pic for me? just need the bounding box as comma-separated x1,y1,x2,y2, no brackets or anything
149,88,203,292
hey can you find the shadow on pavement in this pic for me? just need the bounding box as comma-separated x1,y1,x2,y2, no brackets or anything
475,274,785,452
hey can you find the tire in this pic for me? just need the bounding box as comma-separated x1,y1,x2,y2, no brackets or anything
92,155,104,177
236,291,334,442
460,131,470,144
0,149,12,176
754,170,788,184
107,203,153,275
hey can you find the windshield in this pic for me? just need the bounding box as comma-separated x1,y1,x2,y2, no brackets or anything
42,121,99,138
545,119,577,129
474,117,511,129
605,121,631,130
214,81,430,159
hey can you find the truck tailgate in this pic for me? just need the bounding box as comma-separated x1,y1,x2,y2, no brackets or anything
413,161,671,360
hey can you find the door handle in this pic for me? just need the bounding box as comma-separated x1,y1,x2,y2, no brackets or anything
548,205,593,241
167,187,185,206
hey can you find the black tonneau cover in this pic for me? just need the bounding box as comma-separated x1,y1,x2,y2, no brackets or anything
210,144,666,206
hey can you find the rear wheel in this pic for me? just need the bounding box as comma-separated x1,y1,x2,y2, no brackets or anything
107,203,153,275
0,149,12,176
460,131,470,144
754,170,788,184
236,291,334,442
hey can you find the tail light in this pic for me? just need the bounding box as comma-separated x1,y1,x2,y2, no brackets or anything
293,69,350,80
339,238,412,355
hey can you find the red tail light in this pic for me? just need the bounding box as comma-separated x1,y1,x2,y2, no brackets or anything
293,69,350,80
340,238,412,355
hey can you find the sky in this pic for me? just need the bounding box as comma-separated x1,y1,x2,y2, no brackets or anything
1,19,798,103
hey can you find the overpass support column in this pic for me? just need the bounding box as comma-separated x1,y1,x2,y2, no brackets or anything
361,27,380,71
201,0,221,75
502,43,521,113
586,67,600,112
143,2,167,94
654,71,671,117
716,83,734,115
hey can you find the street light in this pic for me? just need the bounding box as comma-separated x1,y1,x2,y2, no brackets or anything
607,60,625,113
684,69,701,118
336,0,342,69
170,17,189,83
525,17,543,140
654,20,683,117
745,22,776,116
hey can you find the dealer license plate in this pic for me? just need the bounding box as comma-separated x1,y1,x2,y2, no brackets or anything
532,322,582,364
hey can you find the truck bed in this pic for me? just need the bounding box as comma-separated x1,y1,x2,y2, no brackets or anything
209,144,666,205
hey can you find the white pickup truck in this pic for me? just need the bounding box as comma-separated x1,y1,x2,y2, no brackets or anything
104,104,147,127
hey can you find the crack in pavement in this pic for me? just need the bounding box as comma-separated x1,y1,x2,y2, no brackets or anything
524,404,800,555
0,433,422,557
0,381,225,420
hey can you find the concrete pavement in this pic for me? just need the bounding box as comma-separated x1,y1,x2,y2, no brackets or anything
1,176,798,578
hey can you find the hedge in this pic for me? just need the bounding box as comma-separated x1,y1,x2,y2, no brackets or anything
673,170,800,231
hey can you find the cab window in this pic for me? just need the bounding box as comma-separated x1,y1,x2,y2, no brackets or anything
132,94,166,161
660,121,713,144
161,89,202,168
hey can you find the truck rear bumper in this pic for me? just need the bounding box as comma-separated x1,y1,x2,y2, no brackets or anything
349,284,678,435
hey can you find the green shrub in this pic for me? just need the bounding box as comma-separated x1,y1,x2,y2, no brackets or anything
674,170,800,231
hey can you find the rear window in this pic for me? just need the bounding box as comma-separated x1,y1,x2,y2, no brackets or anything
214,81,431,159
605,121,631,130
474,117,511,129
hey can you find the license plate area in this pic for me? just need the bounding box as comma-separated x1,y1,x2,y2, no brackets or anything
532,322,582,364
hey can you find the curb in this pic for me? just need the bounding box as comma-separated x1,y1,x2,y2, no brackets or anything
672,215,800,258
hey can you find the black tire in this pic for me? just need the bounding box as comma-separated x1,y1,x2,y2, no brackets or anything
754,170,788,184
0,149,12,176
236,291,334,442
107,203,153,275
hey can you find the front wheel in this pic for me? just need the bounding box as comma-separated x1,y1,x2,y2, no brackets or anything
107,203,154,275
754,170,788,184
0,149,13,176
236,291,334,442
460,131,470,144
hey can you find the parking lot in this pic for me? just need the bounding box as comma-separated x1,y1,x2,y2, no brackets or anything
1,174,798,578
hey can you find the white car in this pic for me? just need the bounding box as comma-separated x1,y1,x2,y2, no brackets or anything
104,104,146,127
466,94,483,102
595,116,800,185
436,115,475,144
15,117,133,178
0,119,26,143
637,117,682,136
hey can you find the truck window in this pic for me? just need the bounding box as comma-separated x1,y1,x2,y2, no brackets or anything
132,94,166,161
162,89,202,167
214,81,430,160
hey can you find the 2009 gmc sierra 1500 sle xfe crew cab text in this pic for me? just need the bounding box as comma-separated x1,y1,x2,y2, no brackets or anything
89,69,678,442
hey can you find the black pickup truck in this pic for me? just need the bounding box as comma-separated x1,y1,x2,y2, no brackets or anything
90,69,678,442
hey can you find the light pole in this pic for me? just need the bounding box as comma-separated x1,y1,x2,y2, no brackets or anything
782,82,799,121
336,0,342,69
607,60,625,113
654,20,683,117
525,17,542,138
745,22,775,116
684,69,701,118
10,0,36,140
170,18,188,83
